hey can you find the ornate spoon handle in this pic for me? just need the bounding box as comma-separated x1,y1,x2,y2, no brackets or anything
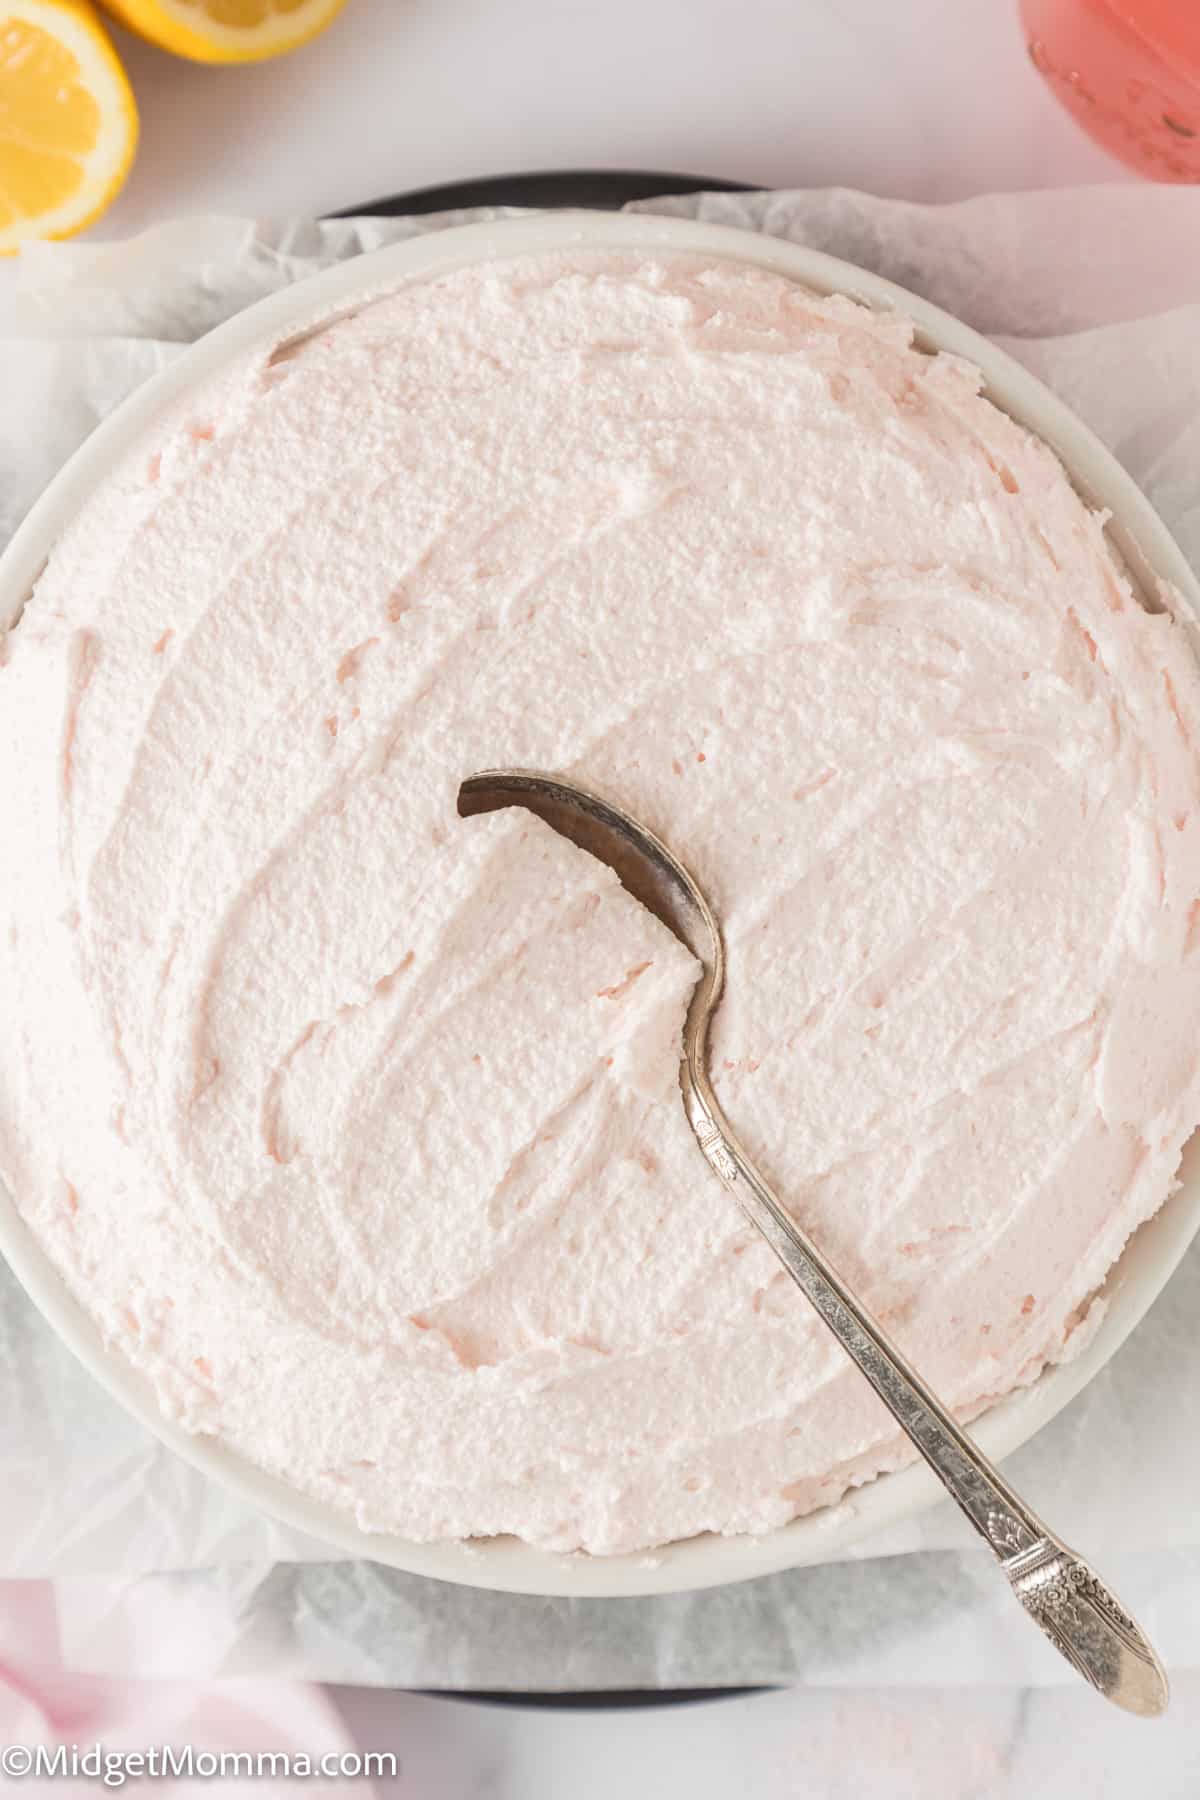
683,1064,1169,1717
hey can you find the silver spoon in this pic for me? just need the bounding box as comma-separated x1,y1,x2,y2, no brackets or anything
459,766,1169,1717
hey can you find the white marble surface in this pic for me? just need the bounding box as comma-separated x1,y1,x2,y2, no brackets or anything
7,0,1198,1789
332,1677,1200,1799
89,0,1120,234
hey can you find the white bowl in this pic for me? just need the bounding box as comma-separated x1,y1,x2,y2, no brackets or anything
2,210,1199,1598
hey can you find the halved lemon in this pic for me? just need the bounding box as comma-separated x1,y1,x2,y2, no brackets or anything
0,0,137,255
95,0,348,63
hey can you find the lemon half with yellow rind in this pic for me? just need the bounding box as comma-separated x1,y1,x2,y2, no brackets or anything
96,0,348,63
0,0,137,255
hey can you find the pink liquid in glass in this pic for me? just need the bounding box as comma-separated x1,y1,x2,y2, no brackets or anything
1021,0,1200,180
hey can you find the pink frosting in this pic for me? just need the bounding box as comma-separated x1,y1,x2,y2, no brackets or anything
3,252,1200,1554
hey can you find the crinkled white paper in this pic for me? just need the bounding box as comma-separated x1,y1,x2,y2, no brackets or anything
2,186,1200,1686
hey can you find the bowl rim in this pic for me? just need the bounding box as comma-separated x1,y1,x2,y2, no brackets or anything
2,207,1198,1598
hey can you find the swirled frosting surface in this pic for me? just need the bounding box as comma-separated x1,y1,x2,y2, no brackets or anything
3,252,1200,1554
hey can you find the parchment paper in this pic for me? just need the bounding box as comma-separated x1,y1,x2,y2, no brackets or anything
3,186,1200,1686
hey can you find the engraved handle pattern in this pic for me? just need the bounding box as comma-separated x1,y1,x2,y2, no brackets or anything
685,1072,1037,1553
1005,1542,1169,1717
683,1066,1169,1716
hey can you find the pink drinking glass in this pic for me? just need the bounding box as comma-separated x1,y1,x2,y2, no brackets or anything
1021,0,1200,180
